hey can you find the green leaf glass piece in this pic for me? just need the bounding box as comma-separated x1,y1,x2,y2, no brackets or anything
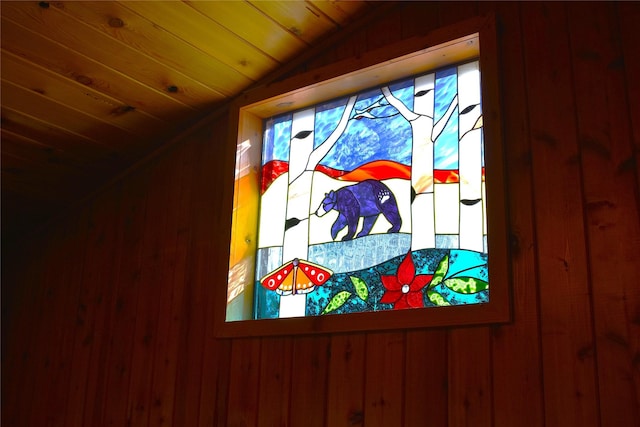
443,277,489,294
427,290,451,306
321,291,352,314
429,255,449,288
350,276,369,301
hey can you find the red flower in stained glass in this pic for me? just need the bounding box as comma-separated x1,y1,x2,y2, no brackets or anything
380,251,433,309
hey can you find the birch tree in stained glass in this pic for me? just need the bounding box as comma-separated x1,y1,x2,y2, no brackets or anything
254,60,488,319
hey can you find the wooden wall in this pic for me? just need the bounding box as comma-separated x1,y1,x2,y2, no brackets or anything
3,2,639,426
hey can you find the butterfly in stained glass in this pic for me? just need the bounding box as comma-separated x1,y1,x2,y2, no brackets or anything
260,258,333,295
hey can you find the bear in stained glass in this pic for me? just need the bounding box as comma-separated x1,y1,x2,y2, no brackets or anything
314,179,402,241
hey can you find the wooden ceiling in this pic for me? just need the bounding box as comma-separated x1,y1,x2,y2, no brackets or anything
1,0,377,245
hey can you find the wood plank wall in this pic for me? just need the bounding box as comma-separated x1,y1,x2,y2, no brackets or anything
3,2,639,426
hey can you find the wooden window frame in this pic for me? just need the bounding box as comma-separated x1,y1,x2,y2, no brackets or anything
215,14,510,337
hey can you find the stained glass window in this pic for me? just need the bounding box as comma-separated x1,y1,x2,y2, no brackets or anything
228,58,491,321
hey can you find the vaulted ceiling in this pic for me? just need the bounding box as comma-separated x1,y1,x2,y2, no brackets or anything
1,0,383,245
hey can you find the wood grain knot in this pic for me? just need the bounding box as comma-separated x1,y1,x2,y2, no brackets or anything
75,75,93,85
577,345,594,361
109,17,125,28
348,410,363,425
531,130,557,147
586,200,615,211
111,105,136,116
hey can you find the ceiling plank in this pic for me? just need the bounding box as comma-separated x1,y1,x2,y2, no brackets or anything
249,2,399,87
307,0,370,26
1,2,220,110
120,1,281,81
1,128,114,176
1,149,95,187
1,50,168,139
1,107,121,165
248,1,340,44
1,79,142,152
53,1,253,98
185,0,309,62
0,17,196,122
